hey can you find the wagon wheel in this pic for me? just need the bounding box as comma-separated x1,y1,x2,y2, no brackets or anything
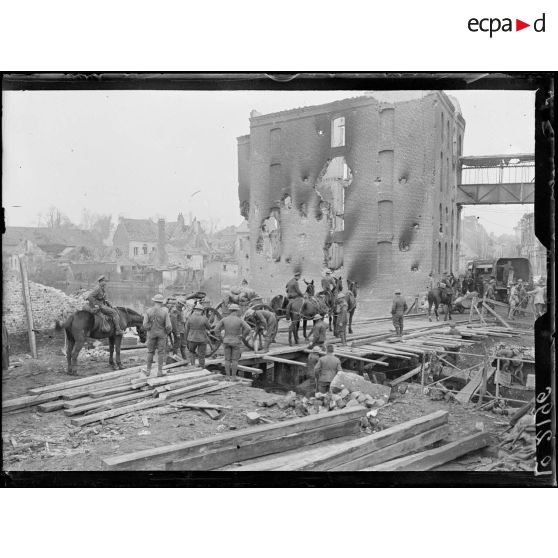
242,314,263,351
203,307,223,357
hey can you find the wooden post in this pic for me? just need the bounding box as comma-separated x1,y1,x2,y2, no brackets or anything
481,301,512,329
468,296,476,323
495,357,500,400
18,255,38,359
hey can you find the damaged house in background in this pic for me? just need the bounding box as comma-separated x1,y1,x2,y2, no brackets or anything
237,92,465,314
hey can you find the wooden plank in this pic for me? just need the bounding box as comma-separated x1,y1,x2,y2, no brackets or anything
37,400,67,412
146,369,211,387
366,432,493,471
388,365,423,387
3,391,63,411
71,399,163,427
455,366,495,405
373,343,424,355
64,390,155,416
262,356,307,367
61,377,134,399
480,303,512,329
90,384,140,398
158,380,219,400
168,419,361,471
232,411,450,471
167,382,233,401
170,402,231,411
102,406,367,470
331,425,450,471
63,395,97,408
358,345,415,359
301,349,388,366
27,365,147,395
238,364,263,375
152,376,212,395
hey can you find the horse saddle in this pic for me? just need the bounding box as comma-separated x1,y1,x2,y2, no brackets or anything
82,304,113,334
95,314,113,334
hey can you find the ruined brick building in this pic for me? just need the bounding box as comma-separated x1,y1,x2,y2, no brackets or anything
237,92,465,314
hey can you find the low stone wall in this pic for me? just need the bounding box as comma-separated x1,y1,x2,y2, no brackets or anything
2,273,87,334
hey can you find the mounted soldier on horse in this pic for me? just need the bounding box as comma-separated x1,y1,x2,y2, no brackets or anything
55,275,146,375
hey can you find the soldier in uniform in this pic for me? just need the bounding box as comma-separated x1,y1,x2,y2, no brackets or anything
321,270,336,294
314,344,342,394
334,291,348,344
308,314,327,350
212,304,251,380
170,297,188,360
284,271,304,320
245,308,278,352
143,294,172,377
391,288,408,337
185,303,212,368
306,346,322,385
87,275,124,336
485,279,496,309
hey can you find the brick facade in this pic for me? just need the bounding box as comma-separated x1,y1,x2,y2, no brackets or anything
238,92,465,315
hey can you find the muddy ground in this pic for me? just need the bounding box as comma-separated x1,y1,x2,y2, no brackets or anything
2,312,535,473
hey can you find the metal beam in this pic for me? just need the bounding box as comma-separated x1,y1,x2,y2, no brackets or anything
456,182,535,205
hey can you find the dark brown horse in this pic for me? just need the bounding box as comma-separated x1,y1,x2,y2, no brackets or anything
427,287,454,321
55,307,146,375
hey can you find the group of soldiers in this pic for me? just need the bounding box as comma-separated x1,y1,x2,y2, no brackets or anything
285,269,351,343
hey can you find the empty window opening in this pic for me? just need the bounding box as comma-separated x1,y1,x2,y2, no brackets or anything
331,117,345,148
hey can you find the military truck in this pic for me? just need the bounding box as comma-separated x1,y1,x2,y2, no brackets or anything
466,257,532,301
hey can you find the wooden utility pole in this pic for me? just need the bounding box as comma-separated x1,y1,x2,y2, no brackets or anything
18,255,38,358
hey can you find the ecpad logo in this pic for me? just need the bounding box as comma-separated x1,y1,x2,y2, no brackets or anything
468,13,546,37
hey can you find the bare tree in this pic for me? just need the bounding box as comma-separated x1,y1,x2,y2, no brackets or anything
39,206,76,229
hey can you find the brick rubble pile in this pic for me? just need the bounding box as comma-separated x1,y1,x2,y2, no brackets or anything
2,274,87,333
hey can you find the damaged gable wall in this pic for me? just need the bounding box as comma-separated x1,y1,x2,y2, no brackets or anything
237,93,464,314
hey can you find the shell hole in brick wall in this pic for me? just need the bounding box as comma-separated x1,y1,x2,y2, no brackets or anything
398,176,408,185
281,193,292,209
399,240,410,252
374,178,381,187
413,222,420,230
411,264,420,272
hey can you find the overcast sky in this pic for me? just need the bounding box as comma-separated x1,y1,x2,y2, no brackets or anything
2,89,535,235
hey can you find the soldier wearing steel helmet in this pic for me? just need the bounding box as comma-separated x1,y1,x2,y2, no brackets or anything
143,293,172,377
308,314,327,350
212,304,251,380
185,303,212,368
245,307,278,352
170,297,188,360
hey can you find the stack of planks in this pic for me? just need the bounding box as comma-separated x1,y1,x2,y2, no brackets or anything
2,361,240,426
102,406,368,470
102,408,490,471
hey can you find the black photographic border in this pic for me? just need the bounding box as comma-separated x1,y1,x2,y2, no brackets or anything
1,71,555,487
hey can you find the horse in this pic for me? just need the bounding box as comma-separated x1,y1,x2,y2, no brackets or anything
303,279,315,296
299,294,330,342
270,281,326,345
55,307,146,375
427,287,454,321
